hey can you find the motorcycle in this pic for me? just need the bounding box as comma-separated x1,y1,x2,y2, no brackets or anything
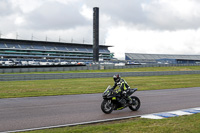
101,85,140,114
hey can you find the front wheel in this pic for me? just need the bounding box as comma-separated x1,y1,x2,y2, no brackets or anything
101,99,113,114
129,96,140,111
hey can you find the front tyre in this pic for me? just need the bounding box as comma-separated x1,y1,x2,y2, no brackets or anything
129,96,140,111
101,99,113,114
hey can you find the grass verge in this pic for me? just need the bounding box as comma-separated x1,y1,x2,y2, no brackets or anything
25,113,200,133
1,74,200,98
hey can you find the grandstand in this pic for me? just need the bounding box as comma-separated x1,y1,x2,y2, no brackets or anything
0,38,114,65
125,53,200,64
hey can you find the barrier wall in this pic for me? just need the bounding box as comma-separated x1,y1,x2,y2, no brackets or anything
1,63,200,73
1,70,200,81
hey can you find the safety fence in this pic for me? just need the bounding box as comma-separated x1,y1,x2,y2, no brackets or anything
0,65,100,73
1,63,200,73
1,70,200,81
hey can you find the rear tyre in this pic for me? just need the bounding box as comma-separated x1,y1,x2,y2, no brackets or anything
101,99,113,114
129,96,140,111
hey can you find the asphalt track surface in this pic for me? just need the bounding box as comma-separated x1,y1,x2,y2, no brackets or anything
1,87,200,132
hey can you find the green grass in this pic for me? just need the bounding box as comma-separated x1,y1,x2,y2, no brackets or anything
25,113,200,133
1,74,200,98
1,65,200,74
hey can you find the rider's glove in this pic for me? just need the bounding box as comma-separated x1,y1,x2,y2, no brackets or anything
122,91,127,96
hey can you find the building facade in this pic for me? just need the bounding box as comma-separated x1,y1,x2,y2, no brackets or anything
125,53,200,64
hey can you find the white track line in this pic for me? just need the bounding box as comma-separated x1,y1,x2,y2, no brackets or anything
2,115,141,133
3,107,200,133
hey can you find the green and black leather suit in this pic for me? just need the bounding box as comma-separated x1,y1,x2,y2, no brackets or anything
111,78,130,93
111,78,132,104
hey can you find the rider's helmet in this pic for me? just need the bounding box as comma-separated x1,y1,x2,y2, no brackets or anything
113,74,121,83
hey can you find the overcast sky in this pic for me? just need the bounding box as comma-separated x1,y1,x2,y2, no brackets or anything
1,0,200,59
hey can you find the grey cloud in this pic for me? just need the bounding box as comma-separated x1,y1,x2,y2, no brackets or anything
23,1,91,30
0,0,22,34
2,0,200,42
85,0,200,30
0,0,15,16
142,1,200,30
0,0,22,18
86,0,147,24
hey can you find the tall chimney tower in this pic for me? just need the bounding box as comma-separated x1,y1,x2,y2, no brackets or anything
93,7,99,62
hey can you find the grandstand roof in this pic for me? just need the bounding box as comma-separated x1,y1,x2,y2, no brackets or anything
125,53,200,61
0,38,112,48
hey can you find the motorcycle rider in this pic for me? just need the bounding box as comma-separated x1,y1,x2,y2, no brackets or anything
111,74,132,105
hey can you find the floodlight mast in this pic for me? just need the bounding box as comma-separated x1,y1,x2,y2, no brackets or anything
93,7,99,62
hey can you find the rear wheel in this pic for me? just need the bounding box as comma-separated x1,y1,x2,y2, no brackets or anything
101,99,113,114
129,96,140,111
